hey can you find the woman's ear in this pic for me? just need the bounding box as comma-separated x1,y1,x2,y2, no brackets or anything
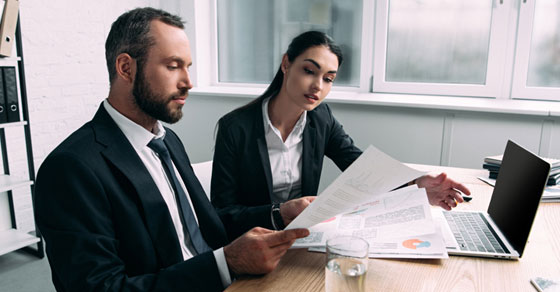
115,53,136,84
281,54,290,74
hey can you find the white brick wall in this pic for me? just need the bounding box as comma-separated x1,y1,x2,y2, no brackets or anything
0,0,168,232
20,0,162,167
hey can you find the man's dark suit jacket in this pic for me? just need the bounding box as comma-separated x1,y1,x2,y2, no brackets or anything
34,104,229,292
211,99,362,240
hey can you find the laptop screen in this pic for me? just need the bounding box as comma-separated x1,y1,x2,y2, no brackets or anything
487,140,550,257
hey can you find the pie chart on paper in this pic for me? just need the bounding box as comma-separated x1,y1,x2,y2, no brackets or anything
402,238,431,249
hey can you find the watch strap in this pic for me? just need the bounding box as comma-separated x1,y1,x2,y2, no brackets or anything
271,203,286,230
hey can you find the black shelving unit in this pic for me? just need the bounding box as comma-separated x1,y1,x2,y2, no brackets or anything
0,16,44,259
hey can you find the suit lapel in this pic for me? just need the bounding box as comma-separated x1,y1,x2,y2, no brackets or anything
92,106,183,267
257,137,274,198
254,102,274,200
302,114,317,196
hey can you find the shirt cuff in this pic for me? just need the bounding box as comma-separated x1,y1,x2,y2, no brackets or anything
213,247,232,288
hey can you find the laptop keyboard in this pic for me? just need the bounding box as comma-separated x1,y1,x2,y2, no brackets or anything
444,212,508,254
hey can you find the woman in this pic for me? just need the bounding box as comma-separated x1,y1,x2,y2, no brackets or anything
211,31,470,240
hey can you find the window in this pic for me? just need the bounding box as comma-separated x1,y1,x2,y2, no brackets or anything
373,0,509,98
385,1,491,85
209,0,560,102
216,0,363,87
512,0,560,101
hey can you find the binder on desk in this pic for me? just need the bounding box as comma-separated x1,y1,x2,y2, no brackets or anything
0,69,6,123
0,0,19,57
2,67,18,122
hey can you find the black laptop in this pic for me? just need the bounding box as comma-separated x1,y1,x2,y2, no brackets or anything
440,140,550,259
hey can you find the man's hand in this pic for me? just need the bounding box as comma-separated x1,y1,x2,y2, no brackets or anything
280,196,315,226
415,173,471,211
223,227,309,275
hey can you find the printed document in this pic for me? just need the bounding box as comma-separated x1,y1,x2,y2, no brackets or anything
286,145,427,230
293,186,448,259
307,229,448,259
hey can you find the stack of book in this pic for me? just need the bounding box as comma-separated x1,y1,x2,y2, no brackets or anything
483,154,560,186
483,154,560,202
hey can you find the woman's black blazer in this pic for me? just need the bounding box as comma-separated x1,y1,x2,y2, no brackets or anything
211,99,362,240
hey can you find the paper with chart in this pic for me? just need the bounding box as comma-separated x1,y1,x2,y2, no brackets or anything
292,186,435,247
286,145,427,230
292,186,448,258
364,227,448,259
307,228,448,259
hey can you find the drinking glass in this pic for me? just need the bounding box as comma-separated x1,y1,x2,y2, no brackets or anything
325,236,369,292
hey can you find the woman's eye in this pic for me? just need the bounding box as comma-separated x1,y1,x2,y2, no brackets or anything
168,65,178,70
304,68,314,74
324,77,334,83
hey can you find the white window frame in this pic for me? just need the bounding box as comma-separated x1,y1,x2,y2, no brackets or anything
511,0,560,101
372,0,511,98
192,0,366,93
185,0,560,103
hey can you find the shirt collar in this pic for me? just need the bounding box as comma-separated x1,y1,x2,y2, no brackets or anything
103,99,166,152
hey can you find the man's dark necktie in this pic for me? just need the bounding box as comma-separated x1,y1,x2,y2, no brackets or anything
148,138,212,255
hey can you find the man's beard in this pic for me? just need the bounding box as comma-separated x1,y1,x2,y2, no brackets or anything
132,65,186,124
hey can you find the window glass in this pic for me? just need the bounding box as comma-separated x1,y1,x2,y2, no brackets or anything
385,0,492,84
526,0,560,87
217,0,363,86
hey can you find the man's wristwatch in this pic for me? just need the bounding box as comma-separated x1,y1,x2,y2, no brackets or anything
271,203,286,230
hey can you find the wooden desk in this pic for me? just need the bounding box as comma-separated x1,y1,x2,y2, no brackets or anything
226,165,560,292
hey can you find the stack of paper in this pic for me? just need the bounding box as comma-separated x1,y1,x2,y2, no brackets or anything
483,154,560,186
542,187,560,202
478,176,560,202
287,145,447,259
292,186,448,259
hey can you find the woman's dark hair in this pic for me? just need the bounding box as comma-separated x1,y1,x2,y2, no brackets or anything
214,31,343,139
247,31,343,107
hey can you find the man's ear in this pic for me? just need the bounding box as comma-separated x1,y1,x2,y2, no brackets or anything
115,53,136,84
